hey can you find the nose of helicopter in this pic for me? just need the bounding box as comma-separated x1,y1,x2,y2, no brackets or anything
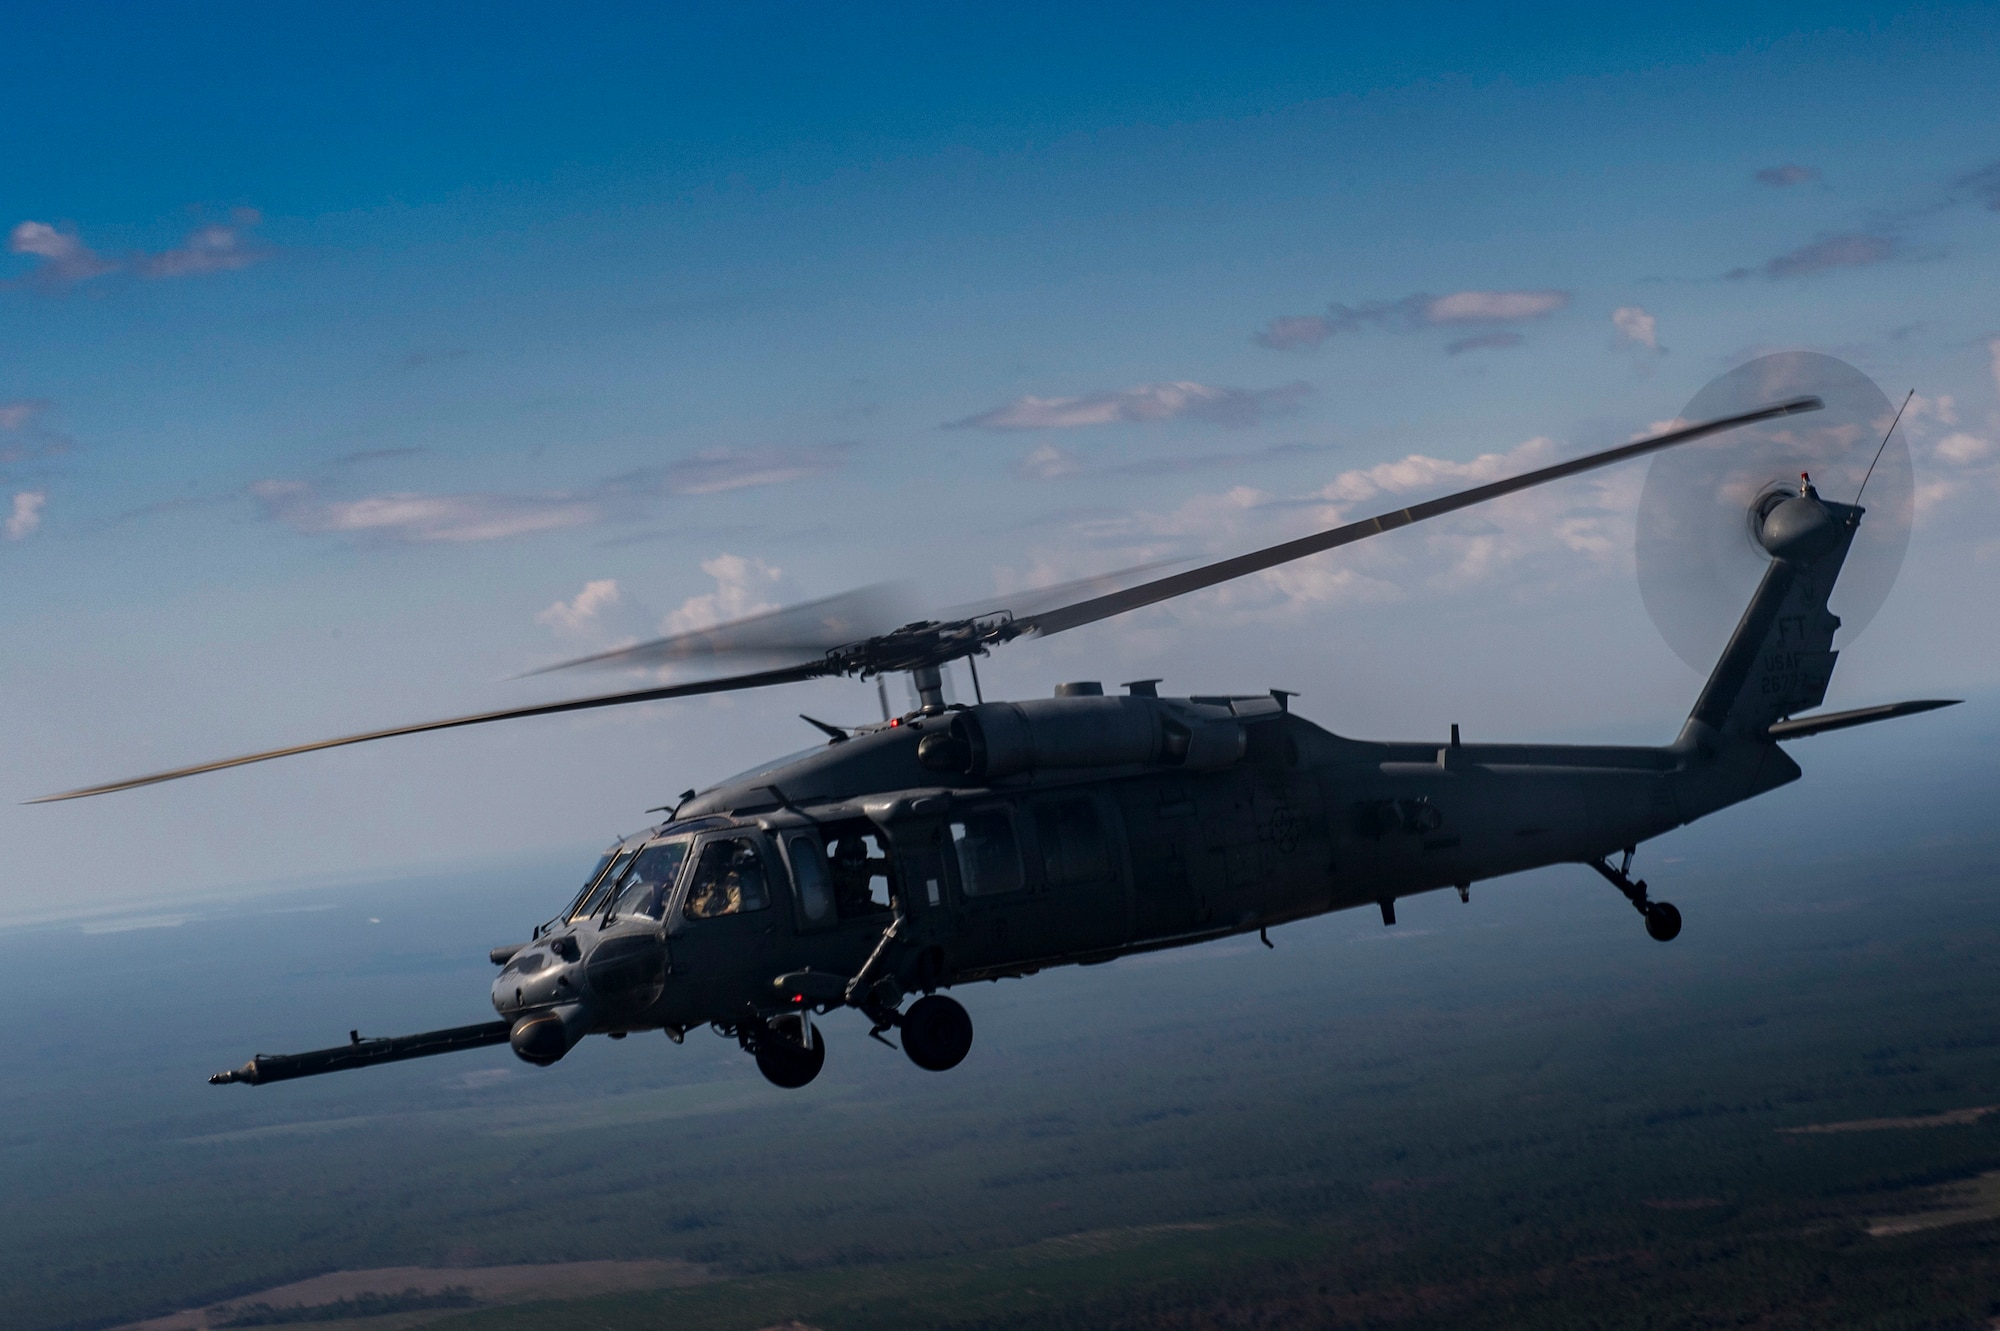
492,943,594,1066
491,930,676,1064
490,937,579,1018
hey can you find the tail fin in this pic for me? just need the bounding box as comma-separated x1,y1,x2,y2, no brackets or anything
1671,485,1860,806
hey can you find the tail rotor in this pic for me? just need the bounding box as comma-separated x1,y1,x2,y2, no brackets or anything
1636,352,1914,672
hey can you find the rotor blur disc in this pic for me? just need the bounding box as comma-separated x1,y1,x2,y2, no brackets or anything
1635,352,1913,672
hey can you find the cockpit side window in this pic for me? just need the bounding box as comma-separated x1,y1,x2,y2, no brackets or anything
608,838,692,921
566,850,632,922
684,837,771,919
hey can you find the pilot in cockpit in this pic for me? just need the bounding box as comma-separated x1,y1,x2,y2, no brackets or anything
686,840,767,919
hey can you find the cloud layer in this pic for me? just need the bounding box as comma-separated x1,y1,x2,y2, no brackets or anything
1732,232,1901,281
948,381,1309,431
1020,432,1639,630
253,481,597,543
7,210,267,288
253,444,850,545
1254,289,1570,351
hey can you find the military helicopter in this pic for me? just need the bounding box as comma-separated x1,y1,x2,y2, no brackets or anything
35,353,1953,1091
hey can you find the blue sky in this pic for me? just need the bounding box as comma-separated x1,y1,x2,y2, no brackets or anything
3,4,1997,922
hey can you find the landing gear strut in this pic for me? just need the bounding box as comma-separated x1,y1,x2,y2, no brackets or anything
1589,849,1681,942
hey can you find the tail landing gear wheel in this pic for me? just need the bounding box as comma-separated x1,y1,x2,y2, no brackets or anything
900,994,973,1072
1645,901,1683,942
754,1027,826,1089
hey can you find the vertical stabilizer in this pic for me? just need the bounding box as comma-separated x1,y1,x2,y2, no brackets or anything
1672,485,1860,812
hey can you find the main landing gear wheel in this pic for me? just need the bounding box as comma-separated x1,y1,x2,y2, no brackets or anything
900,994,973,1072
754,1027,826,1089
1589,853,1682,944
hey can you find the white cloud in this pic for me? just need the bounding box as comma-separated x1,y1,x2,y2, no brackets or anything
1612,306,1662,352
1019,444,1082,479
1936,432,1994,465
1915,477,1961,514
137,214,265,278
1312,437,1559,511
251,443,846,547
253,480,598,543
1031,433,1640,626
949,381,1309,431
8,222,115,285
1424,290,1569,322
655,446,844,495
8,211,267,287
6,490,46,540
537,579,622,635
1255,289,1569,351
1906,393,1958,428
660,555,783,634
1902,392,2000,516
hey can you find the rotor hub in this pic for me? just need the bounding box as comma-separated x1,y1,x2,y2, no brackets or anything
1753,488,1844,563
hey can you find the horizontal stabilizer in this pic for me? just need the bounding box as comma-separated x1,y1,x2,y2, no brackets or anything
1767,699,1960,741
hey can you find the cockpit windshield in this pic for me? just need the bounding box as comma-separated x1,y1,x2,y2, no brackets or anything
608,838,693,921
567,849,634,922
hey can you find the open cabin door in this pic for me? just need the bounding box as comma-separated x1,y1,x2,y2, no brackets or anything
862,795,955,990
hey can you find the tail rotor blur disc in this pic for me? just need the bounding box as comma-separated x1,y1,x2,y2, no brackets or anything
1635,352,1913,672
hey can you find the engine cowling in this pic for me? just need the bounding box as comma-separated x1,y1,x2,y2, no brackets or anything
916,697,1244,780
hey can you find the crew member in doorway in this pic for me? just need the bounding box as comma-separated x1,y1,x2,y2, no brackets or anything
831,835,892,917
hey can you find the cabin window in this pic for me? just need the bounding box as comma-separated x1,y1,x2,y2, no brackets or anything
609,838,692,921
950,809,1024,897
786,835,835,925
826,828,894,917
568,849,634,922
1033,798,1110,887
684,837,772,919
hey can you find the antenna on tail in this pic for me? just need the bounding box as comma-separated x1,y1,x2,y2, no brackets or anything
1856,389,1915,506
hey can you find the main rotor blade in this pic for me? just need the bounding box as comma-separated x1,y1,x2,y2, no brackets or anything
1014,396,1822,639
935,559,1184,625
29,660,831,803
524,582,916,676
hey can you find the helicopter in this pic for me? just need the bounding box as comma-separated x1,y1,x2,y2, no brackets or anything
34,353,1954,1091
